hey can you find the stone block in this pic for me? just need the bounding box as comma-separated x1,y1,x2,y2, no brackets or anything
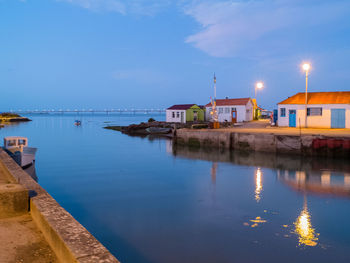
0,184,28,218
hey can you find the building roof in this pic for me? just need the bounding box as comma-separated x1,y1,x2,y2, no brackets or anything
205,98,251,107
167,104,196,110
278,92,350,105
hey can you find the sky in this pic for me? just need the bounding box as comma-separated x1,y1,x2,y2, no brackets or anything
1,0,350,110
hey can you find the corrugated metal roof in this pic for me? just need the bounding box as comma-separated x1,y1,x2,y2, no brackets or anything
205,98,251,107
278,92,350,105
167,104,196,110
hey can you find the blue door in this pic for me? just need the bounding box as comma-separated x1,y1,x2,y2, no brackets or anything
331,109,345,128
289,110,296,127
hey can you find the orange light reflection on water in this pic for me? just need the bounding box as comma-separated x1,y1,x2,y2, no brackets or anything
255,168,262,202
294,203,319,247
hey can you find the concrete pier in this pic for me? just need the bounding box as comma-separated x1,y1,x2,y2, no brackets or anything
175,128,350,158
0,149,120,263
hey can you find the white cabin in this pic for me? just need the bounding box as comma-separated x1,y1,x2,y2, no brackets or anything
277,92,350,128
205,98,254,123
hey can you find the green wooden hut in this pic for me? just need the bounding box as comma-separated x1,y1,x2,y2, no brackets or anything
166,104,205,123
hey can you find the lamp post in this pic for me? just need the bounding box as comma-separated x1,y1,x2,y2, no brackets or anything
255,82,263,120
302,63,310,128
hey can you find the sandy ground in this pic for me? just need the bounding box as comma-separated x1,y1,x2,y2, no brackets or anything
0,214,58,263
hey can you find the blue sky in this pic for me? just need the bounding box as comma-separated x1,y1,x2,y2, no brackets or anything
1,0,350,110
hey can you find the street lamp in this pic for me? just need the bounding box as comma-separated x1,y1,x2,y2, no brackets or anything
302,63,311,128
254,82,264,120
255,82,264,98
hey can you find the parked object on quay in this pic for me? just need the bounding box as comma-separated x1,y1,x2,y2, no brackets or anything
2,137,37,169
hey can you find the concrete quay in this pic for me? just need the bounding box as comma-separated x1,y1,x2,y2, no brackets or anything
174,124,350,158
0,149,120,263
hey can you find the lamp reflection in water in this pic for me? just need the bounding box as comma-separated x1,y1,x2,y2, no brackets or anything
255,168,263,202
294,197,319,247
211,162,218,185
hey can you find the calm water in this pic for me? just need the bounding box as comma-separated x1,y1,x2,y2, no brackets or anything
1,114,350,263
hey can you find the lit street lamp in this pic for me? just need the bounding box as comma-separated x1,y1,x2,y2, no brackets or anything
254,82,264,120
302,63,311,128
255,82,264,99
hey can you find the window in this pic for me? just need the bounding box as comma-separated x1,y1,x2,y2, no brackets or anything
7,140,16,146
176,112,180,118
307,107,322,116
209,107,212,112
225,108,230,113
219,108,223,113
246,109,250,113
18,139,26,146
280,108,286,117
172,112,175,118
231,107,236,112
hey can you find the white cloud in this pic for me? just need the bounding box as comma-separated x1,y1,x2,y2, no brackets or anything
57,0,172,15
183,0,350,57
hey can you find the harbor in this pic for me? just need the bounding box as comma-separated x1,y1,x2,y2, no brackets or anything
0,113,350,262
2,1,350,262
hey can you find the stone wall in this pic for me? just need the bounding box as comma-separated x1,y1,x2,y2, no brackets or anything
175,129,350,158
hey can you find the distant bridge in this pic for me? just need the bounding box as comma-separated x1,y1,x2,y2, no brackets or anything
8,109,166,114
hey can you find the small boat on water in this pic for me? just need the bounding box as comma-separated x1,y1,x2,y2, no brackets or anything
3,137,37,169
146,127,172,134
74,120,82,126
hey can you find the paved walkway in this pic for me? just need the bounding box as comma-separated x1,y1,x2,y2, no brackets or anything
219,120,350,137
0,164,58,263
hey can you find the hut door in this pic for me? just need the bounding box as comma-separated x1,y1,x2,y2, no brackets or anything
181,112,184,123
289,110,296,127
331,109,345,128
231,108,237,123
193,111,198,121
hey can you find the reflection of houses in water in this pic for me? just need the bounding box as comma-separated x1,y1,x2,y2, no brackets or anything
170,142,350,198
278,170,350,197
294,197,319,247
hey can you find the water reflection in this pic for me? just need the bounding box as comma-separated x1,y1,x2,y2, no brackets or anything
278,170,350,198
171,143,350,198
255,168,263,202
250,216,267,228
170,144,350,249
294,197,319,247
211,163,218,185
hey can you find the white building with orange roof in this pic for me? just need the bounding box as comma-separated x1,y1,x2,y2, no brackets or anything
205,98,254,123
277,91,350,128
